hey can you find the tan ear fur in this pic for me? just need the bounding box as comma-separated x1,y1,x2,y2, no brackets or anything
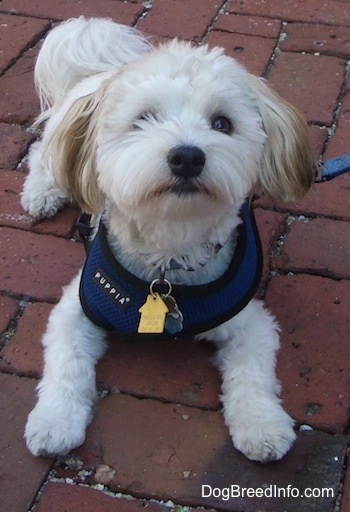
46,90,104,213
248,75,316,201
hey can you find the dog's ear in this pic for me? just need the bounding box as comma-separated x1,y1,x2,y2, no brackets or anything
247,75,316,201
46,90,104,213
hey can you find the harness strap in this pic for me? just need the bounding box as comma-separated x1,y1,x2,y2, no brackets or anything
76,212,93,252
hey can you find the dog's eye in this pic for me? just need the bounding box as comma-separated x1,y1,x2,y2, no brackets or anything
211,116,233,135
139,113,152,121
133,112,157,129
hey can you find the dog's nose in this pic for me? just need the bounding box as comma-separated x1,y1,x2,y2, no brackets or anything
167,145,206,178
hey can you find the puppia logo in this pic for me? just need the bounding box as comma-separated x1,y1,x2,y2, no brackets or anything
93,268,133,310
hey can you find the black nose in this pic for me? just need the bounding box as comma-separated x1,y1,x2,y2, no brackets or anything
167,145,206,178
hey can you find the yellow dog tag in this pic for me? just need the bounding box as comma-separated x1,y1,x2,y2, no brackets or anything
138,293,169,333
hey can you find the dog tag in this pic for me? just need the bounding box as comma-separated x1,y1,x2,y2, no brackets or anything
138,293,169,333
163,294,184,334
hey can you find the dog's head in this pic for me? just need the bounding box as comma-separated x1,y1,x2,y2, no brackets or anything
48,40,316,223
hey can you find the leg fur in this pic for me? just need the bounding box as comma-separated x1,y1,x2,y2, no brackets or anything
198,299,295,462
25,273,107,456
21,140,69,218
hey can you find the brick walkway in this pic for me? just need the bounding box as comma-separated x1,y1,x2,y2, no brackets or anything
1,1,350,511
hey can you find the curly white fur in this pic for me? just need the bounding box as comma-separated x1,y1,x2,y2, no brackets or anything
22,17,315,461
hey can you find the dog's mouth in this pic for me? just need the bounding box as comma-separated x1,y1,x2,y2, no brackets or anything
169,179,204,196
148,178,217,199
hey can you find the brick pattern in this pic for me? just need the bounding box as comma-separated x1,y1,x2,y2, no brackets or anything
1,2,350,512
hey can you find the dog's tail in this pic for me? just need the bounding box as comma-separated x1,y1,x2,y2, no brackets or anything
34,16,150,121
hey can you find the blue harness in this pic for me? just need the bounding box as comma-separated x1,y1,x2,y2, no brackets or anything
79,201,263,339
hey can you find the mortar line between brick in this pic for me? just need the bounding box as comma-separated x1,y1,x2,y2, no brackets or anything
268,267,350,283
0,222,84,243
199,0,232,44
208,27,279,41
254,203,350,222
224,8,350,29
0,17,52,79
213,12,350,34
132,2,151,27
262,20,286,79
0,369,40,383
0,295,29,350
0,285,59,308
0,9,63,23
99,387,221,414
334,445,350,512
32,475,219,512
27,466,57,512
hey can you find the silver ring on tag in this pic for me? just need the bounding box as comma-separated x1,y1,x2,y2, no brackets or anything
149,278,172,299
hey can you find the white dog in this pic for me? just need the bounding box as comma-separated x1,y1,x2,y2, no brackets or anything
21,17,315,462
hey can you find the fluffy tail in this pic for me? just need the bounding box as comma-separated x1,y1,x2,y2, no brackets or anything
35,16,150,118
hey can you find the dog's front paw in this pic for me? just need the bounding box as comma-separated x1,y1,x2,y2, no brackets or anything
228,404,296,462
21,186,68,219
25,402,92,457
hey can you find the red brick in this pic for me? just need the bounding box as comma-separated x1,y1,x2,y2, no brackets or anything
138,0,221,40
0,13,49,73
266,274,350,433
0,171,32,229
0,47,40,125
0,0,144,25
0,227,84,301
225,0,350,27
0,124,34,169
325,90,350,159
97,336,220,409
33,204,82,237
213,13,281,38
206,31,276,76
0,301,52,377
76,392,347,511
281,22,350,59
80,394,230,504
267,52,345,125
256,175,350,221
0,170,81,237
35,482,172,512
0,295,19,335
253,207,286,288
273,217,350,279
0,373,53,512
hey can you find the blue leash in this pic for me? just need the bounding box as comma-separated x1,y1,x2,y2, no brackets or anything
319,154,350,181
